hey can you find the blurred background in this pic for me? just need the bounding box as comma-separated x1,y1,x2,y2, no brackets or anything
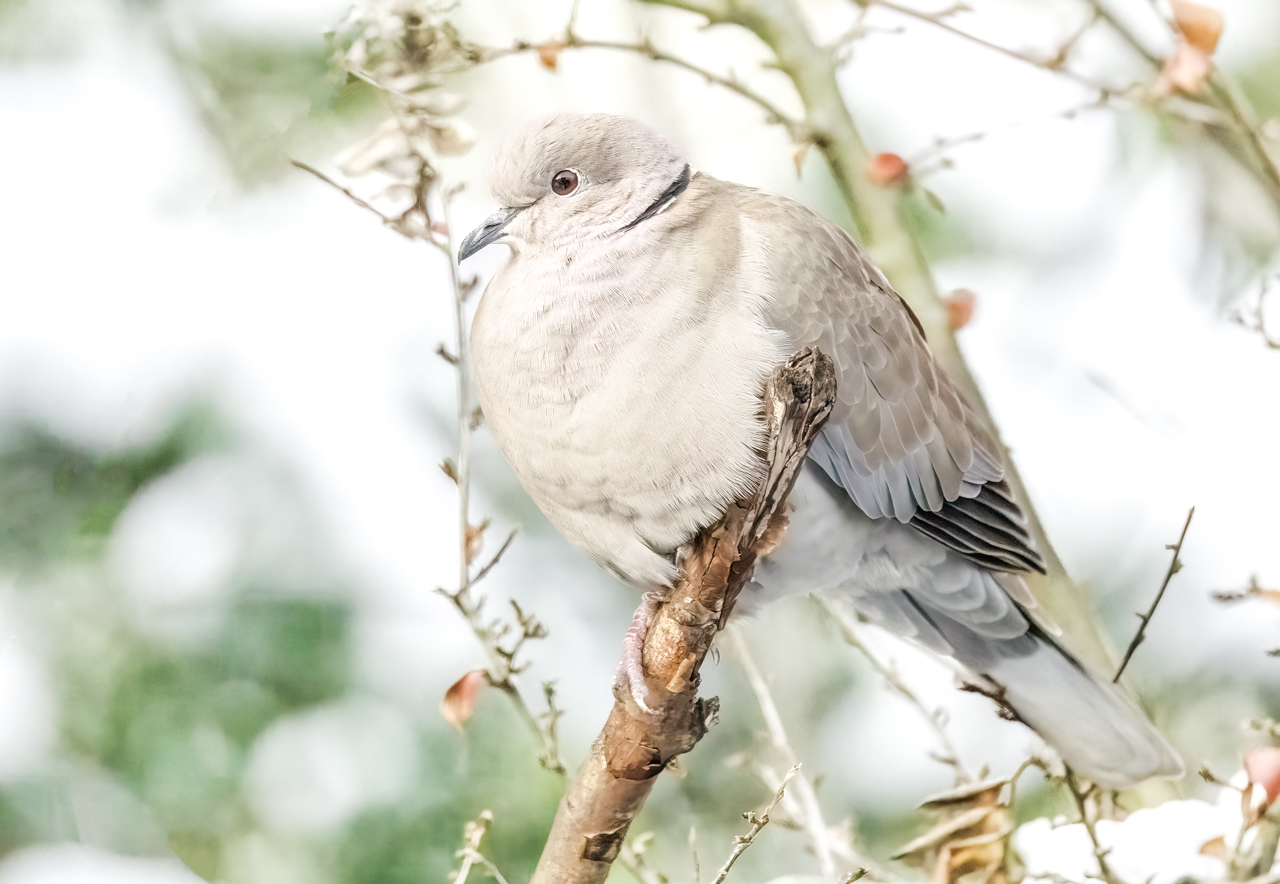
1,0,1279,881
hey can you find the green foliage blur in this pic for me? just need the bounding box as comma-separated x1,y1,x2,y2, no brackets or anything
0,409,565,881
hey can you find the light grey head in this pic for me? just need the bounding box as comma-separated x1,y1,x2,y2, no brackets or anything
458,113,690,261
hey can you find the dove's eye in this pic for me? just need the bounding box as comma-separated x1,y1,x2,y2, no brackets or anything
551,169,580,196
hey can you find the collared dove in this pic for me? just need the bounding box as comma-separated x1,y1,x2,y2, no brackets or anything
460,113,1183,788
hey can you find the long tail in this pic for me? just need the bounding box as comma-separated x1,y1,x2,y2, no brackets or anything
966,625,1184,789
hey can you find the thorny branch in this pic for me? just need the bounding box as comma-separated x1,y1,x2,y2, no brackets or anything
711,763,801,884
817,596,972,782
1113,507,1194,684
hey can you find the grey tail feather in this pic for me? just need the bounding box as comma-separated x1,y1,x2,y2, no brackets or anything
951,619,1184,788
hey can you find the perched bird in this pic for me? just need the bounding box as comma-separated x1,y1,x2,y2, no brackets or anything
460,113,1183,788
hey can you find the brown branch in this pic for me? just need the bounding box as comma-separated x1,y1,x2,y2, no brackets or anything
1113,507,1194,683
529,348,838,884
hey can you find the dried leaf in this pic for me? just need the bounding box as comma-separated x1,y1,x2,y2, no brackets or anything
1199,835,1228,858
937,824,1012,884
1156,41,1214,95
892,806,996,860
942,289,977,332
441,669,488,730
440,459,458,483
866,152,910,188
919,778,1006,809
1246,747,1280,807
537,41,564,71
1171,0,1224,55
466,518,491,565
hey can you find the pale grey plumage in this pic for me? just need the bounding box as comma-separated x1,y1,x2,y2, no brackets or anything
465,112,1183,788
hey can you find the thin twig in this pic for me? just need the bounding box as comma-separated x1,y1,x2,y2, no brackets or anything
1113,507,1194,683
1213,575,1280,604
453,811,510,884
299,102,566,774
617,843,666,884
439,187,473,600
1229,278,1280,351
1084,0,1164,67
712,764,801,884
1209,77,1280,206
728,628,839,878
818,596,972,781
470,528,519,589
485,34,804,139
864,0,1118,96
1063,768,1122,884
905,97,1111,177
291,160,397,227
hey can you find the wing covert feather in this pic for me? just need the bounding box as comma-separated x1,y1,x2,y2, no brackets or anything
733,183,1044,574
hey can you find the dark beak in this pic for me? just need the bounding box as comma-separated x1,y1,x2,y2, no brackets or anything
458,207,520,262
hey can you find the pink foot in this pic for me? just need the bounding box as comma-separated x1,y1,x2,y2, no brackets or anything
617,590,665,714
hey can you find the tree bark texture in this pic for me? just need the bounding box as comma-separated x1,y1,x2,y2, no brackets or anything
529,348,838,884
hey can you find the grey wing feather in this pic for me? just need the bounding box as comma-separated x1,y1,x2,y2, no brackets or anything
736,185,1044,574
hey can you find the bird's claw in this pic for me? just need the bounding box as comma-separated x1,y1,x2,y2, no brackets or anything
616,591,665,714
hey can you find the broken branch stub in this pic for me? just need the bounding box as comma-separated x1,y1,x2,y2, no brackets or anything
529,348,837,884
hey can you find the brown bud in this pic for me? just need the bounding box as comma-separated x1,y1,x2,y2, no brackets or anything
537,41,564,71
1171,0,1223,55
942,289,977,332
866,152,910,188
1246,747,1280,807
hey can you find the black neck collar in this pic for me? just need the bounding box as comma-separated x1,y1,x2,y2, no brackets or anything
621,164,691,232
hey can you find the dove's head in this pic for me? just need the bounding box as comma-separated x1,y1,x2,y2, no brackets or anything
458,113,689,261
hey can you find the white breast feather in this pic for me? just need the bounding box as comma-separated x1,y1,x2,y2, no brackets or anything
471,229,786,586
